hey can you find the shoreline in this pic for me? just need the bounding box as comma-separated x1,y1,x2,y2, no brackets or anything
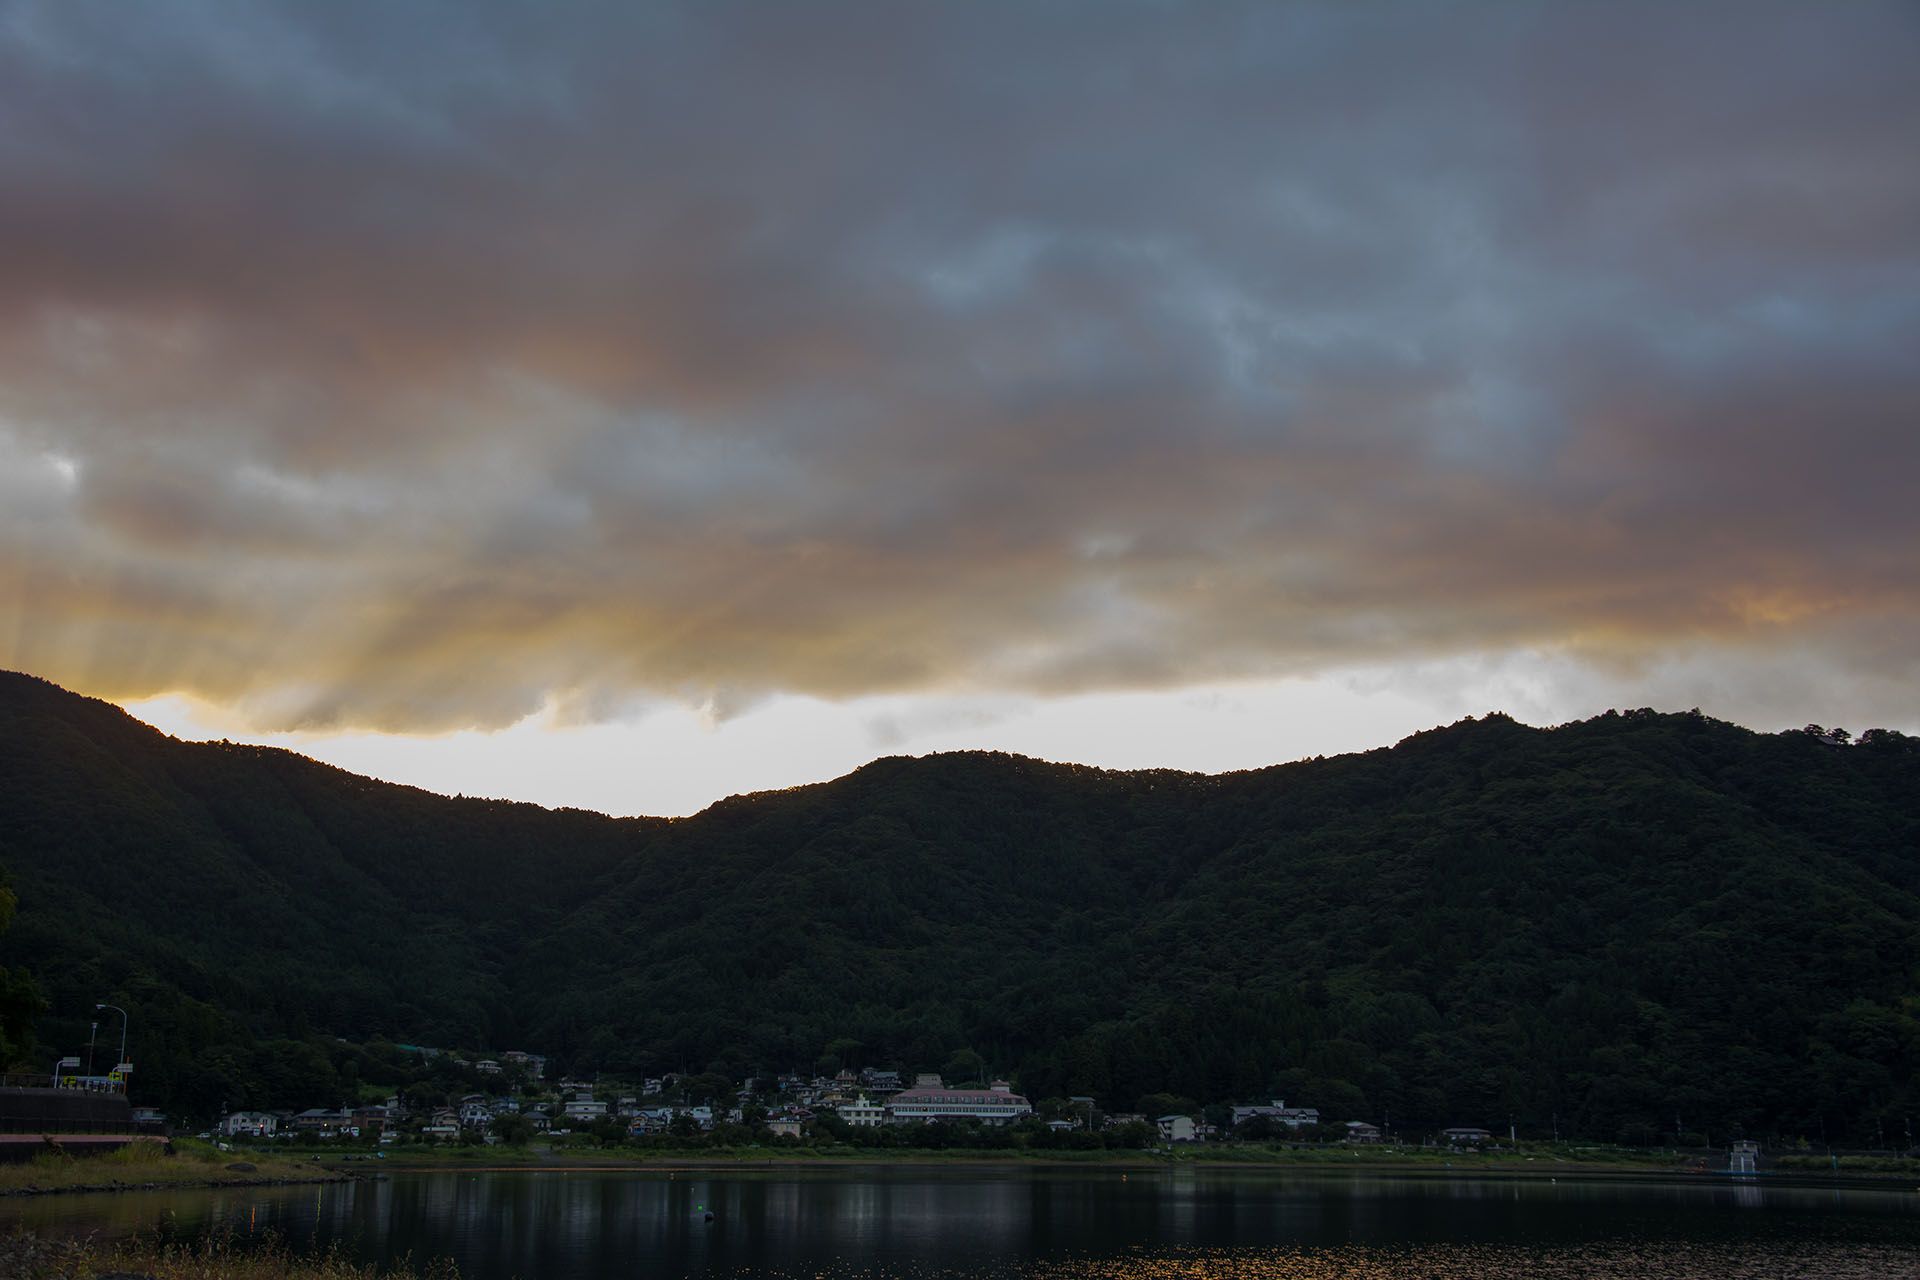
0,1169,356,1199
349,1147,1920,1190
12,1144,1915,1199
0,1143,359,1200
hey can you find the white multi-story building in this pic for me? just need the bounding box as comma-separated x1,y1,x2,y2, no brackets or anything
886,1082,1032,1126
1157,1115,1197,1142
838,1094,888,1128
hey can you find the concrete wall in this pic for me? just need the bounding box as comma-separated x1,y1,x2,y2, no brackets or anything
0,1086,134,1132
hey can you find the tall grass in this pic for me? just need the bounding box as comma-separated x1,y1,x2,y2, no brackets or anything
0,1140,324,1194
1,1229,461,1280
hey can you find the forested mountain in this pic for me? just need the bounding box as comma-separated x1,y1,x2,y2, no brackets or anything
3,669,1917,1144
0,671,649,1108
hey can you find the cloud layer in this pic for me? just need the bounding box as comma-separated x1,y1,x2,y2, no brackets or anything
3,1,1917,732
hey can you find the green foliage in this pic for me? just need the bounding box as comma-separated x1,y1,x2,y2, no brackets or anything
0,672,640,1100
3,673,1919,1147
2,1228,462,1280
491,1113,535,1146
0,869,48,1067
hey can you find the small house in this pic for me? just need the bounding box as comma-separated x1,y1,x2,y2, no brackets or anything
222,1111,277,1138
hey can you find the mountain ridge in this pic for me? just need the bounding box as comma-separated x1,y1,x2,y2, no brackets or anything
3,669,1917,1144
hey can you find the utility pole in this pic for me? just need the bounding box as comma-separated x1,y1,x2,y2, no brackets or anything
86,1020,98,1078
96,1003,129,1083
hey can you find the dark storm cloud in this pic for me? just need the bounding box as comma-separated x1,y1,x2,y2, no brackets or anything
2,1,1916,730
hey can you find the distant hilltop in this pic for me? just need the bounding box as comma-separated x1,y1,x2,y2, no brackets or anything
2,669,1917,1148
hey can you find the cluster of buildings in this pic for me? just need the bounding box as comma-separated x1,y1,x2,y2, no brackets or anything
212,1052,1442,1148
624,1072,1045,1138
1138,1100,1380,1145
750,1074,1039,1135
217,1069,1045,1144
1229,1101,1323,1129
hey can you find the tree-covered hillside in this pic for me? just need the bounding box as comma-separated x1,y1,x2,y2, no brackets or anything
2,670,1916,1143
0,671,650,1110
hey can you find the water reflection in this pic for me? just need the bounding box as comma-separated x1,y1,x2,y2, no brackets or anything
5,1169,1918,1279
1021,1242,1920,1280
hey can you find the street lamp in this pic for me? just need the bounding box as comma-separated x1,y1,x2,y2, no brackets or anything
96,1003,129,1087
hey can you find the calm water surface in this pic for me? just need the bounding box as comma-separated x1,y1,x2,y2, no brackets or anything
7,1168,1920,1278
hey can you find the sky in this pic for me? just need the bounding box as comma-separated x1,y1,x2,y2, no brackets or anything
3,2,1917,816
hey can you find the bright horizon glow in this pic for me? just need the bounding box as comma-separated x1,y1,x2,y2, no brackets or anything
117,649,1880,819
119,675,1491,818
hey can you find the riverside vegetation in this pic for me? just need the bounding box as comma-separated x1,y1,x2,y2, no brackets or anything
0,1139,338,1197
2,670,1917,1148
1,1229,458,1280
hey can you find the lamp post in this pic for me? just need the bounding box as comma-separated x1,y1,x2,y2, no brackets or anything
96,1003,129,1088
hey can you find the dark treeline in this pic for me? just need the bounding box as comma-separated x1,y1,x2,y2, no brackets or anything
2,670,1917,1146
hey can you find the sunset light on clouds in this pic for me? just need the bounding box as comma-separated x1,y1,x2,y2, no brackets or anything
4,1,1917,815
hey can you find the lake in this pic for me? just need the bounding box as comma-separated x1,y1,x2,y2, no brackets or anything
7,1166,1920,1278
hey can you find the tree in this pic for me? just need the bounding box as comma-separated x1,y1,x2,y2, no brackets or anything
943,1048,986,1086
685,1072,732,1104
0,876,47,1069
1137,1093,1197,1119
1236,1115,1276,1140
493,1113,535,1145
404,1083,449,1112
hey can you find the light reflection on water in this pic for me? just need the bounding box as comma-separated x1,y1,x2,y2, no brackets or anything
721,1242,1920,1280
1033,1242,1916,1279
5,1169,1919,1279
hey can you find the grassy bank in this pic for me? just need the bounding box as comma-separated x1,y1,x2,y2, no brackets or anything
2,1231,456,1280
0,1139,348,1197
1773,1153,1920,1176
344,1141,1920,1187
353,1139,1698,1175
